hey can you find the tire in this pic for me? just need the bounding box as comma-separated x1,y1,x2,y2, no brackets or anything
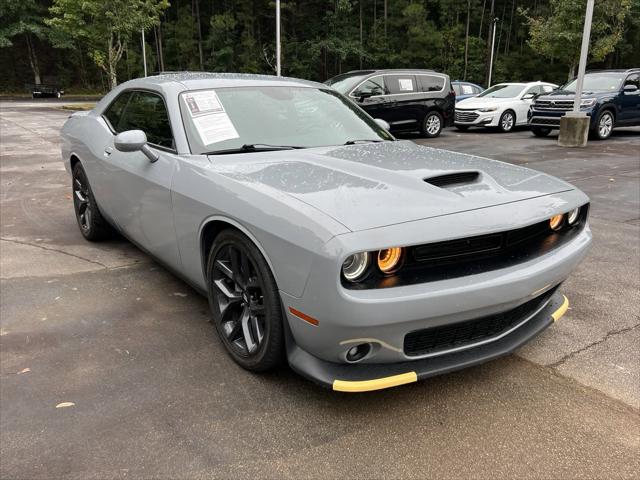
206,229,284,372
498,110,516,133
422,111,444,138
591,110,614,140
455,125,469,132
531,126,552,137
72,162,112,241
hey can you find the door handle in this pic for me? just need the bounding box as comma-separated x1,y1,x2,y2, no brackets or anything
104,147,113,157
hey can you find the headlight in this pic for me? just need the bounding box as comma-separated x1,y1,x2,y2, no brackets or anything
377,247,403,274
567,208,580,225
342,252,370,282
478,107,498,112
549,214,564,231
580,98,596,108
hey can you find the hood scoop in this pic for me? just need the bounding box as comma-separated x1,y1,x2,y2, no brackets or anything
424,171,480,188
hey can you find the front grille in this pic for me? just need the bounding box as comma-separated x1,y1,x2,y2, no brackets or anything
530,116,561,126
403,286,557,357
455,110,479,122
534,100,574,110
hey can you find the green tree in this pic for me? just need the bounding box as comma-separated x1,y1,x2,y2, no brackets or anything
46,0,169,88
0,0,48,84
524,0,633,79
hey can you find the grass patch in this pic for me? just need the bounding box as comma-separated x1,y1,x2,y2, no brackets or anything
60,103,96,111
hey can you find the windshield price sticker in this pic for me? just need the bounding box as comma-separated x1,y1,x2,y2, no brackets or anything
184,90,239,144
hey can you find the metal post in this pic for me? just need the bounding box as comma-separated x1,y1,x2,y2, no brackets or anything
141,28,147,77
488,18,498,88
572,0,595,113
276,0,281,76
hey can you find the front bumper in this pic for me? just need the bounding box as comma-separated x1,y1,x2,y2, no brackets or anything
528,106,596,129
288,292,569,392
454,109,498,127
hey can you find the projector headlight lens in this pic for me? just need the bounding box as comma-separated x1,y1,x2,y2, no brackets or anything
377,247,403,274
342,252,370,282
567,208,580,225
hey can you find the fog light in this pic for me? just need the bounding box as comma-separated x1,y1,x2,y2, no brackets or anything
377,247,403,274
346,343,371,362
567,208,580,225
549,214,564,231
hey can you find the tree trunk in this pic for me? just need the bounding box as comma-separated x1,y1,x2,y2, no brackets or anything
483,0,495,86
194,0,204,70
384,0,388,37
569,63,577,80
157,21,165,71
25,34,41,85
359,0,363,69
463,0,471,80
373,0,377,40
505,0,515,55
479,0,486,38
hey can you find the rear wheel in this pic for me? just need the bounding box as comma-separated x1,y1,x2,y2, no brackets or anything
592,110,614,140
498,110,516,132
531,126,552,137
422,111,444,138
72,162,111,241
206,229,284,371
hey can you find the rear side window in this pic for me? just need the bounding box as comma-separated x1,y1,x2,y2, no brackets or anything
473,86,483,94
461,84,474,95
385,75,417,94
352,77,387,97
418,75,445,92
452,84,461,95
118,91,174,149
542,85,554,93
625,74,640,89
103,92,132,131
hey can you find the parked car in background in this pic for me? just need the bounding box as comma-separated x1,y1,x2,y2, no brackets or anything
455,81,557,132
60,73,590,392
30,83,64,98
326,69,455,138
528,68,640,140
452,81,484,102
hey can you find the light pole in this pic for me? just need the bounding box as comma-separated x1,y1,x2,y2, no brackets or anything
558,0,594,147
141,28,147,77
276,0,281,76
487,18,498,88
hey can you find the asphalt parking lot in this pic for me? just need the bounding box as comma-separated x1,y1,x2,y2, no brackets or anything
1,100,639,479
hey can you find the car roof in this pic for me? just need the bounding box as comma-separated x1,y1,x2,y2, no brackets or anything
493,81,555,86
343,69,445,76
118,72,325,91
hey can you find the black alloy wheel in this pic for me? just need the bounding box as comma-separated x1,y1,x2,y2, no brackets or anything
72,162,111,241
207,229,284,371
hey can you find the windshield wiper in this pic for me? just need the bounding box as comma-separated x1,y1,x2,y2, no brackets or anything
343,139,385,145
205,143,306,155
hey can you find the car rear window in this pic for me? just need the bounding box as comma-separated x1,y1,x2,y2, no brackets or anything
385,75,417,94
418,75,445,92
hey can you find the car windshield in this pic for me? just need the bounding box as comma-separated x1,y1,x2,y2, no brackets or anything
561,74,624,92
477,84,525,98
324,72,371,95
180,86,393,154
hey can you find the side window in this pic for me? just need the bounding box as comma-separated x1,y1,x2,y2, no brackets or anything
118,91,174,149
624,74,640,89
418,75,445,92
103,92,132,131
452,84,461,95
473,86,483,94
524,85,542,96
385,75,417,94
542,85,554,93
352,77,387,98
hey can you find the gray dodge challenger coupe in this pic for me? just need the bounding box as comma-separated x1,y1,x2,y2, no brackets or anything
60,73,591,392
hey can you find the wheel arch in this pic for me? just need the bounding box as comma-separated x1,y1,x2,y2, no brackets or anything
199,216,280,288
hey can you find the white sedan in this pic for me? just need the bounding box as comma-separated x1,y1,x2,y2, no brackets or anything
455,82,557,132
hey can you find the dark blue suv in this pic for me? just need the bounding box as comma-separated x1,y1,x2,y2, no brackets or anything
528,68,640,140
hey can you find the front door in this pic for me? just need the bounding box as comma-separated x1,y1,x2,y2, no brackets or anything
100,90,182,271
619,73,640,124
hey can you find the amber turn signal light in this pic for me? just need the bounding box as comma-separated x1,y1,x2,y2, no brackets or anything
549,214,564,231
377,247,403,274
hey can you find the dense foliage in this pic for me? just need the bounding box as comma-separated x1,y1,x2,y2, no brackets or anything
1,0,638,93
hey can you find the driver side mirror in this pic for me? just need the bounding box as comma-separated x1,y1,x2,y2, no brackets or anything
374,118,390,131
623,84,638,94
355,91,374,103
114,130,159,163
522,93,535,100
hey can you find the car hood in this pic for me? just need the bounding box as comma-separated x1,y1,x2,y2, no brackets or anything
536,89,609,101
212,141,573,232
456,96,515,109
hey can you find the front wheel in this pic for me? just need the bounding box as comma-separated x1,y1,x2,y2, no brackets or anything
72,162,112,241
206,229,284,372
498,110,516,133
531,126,551,137
592,110,614,140
422,111,444,138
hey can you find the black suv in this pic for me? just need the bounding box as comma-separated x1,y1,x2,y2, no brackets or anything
325,69,455,138
528,68,640,140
